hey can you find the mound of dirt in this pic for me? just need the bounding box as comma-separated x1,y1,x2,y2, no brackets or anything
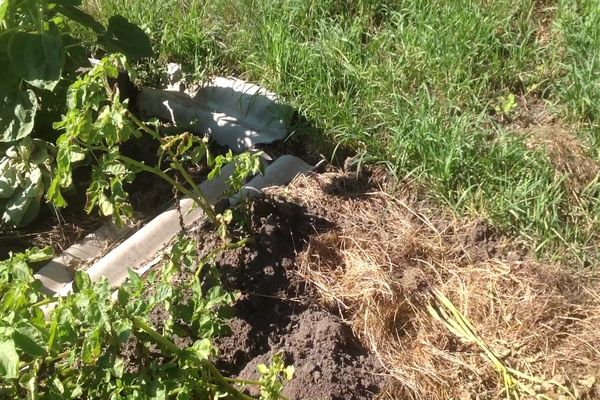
263,171,600,400
212,197,387,399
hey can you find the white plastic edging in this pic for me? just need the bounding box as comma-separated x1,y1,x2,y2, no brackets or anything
52,155,313,297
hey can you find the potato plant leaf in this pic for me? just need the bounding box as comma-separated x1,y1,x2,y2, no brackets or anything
0,338,19,379
13,324,46,357
8,30,64,91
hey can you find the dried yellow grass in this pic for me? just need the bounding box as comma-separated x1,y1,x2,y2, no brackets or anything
267,172,600,400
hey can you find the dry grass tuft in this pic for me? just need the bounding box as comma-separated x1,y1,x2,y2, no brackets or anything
268,172,600,400
524,125,599,194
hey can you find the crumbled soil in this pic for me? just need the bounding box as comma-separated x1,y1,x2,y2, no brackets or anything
124,190,388,399
212,197,388,399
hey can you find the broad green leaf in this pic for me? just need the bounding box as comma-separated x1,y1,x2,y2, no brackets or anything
99,15,153,59
2,167,44,227
8,31,64,90
113,318,131,343
13,325,46,357
0,89,37,142
54,4,104,33
29,139,53,165
0,159,17,198
0,339,19,379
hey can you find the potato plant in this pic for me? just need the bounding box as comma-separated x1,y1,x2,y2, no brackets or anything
47,54,262,229
0,241,292,399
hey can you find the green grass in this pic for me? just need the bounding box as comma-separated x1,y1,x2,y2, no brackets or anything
83,0,600,264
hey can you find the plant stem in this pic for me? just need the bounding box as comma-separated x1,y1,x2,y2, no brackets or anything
130,316,255,400
123,110,220,223
126,111,162,142
33,297,57,308
202,360,256,400
131,316,180,354
118,155,218,223
195,238,252,279
169,158,218,223
222,377,261,386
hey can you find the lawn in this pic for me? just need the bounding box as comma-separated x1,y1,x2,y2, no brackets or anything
83,0,600,264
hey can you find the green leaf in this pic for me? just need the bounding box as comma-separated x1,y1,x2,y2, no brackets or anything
0,0,9,22
54,4,104,33
2,167,44,227
113,319,131,343
127,269,142,290
81,326,101,363
73,271,91,292
2,166,44,227
0,89,37,142
13,325,46,357
0,159,18,198
112,357,125,378
52,376,64,394
0,339,19,379
47,177,66,207
190,339,212,361
257,364,269,374
284,365,295,380
25,246,53,263
8,31,64,90
99,15,153,59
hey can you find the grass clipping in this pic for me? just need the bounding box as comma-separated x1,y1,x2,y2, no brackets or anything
267,172,600,400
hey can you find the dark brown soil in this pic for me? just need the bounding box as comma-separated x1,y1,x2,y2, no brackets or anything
211,197,388,399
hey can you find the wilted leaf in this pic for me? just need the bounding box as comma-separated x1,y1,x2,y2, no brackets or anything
0,89,37,142
8,31,64,90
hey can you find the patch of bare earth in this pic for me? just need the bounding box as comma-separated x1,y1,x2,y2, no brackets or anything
265,171,600,400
